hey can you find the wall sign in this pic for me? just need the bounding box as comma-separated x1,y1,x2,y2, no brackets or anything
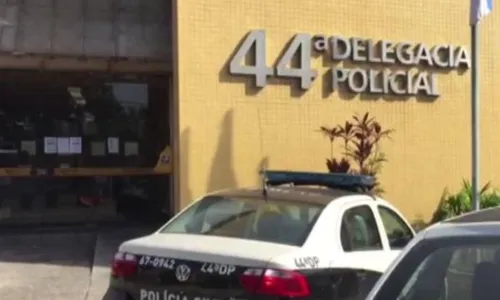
229,30,470,97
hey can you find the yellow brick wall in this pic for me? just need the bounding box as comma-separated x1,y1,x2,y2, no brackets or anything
172,0,500,223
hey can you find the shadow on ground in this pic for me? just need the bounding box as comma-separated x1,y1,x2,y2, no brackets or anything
0,226,153,300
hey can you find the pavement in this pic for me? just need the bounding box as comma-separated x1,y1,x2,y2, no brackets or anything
0,226,152,300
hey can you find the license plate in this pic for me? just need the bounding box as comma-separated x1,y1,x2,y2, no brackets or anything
137,255,176,270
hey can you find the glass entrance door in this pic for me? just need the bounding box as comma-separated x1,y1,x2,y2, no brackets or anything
0,71,171,226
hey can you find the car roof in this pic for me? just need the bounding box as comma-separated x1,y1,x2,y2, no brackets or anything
209,186,360,205
444,207,500,223
422,207,500,239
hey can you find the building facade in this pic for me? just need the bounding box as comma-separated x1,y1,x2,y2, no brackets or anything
172,0,500,223
0,0,498,226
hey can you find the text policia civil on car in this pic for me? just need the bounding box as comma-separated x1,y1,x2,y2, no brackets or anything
229,30,470,97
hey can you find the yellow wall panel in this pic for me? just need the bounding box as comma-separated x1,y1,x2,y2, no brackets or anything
173,0,500,223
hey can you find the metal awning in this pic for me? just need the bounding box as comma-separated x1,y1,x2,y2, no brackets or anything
0,0,171,60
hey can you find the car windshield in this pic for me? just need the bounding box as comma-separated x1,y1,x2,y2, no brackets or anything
159,195,324,246
372,236,500,300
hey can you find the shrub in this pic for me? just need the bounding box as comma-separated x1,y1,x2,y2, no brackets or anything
319,112,394,194
432,179,500,222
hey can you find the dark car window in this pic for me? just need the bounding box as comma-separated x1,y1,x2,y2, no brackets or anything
331,269,382,300
378,206,414,249
372,237,500,300
159,195,324,246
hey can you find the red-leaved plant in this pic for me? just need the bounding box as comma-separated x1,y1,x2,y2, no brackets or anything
319,112,393,194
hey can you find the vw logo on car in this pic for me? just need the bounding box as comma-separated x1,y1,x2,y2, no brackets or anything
175,264,191,282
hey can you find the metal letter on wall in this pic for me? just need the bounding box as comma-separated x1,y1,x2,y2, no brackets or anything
229,30,274,87
275,34,317,90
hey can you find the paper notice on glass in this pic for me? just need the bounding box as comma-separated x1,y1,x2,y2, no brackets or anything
57,137,70,155
44,137,57,154
91,141,106,156
21,140,36,156
69,137,82,154
124,141,139,156
107,137,119,154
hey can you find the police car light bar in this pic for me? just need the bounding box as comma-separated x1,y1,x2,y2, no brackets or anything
261,170,374,191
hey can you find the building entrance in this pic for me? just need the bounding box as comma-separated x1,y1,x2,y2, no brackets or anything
0,70,172,226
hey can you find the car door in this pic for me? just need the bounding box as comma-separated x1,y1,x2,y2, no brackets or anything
374,204,415,260
334,198,392,298
338,198,394,267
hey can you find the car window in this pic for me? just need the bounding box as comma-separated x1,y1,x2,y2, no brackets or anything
341,205,383,251
378,206,414,249
285,205,322,223
159,196,324,246
372,238,500,300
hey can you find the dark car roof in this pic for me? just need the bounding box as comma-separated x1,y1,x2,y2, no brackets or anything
210,186,358,205
444,207,500,224
419,207,500,240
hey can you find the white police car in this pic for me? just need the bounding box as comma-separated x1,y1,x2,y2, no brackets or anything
103,171,415,300
366,207,500,300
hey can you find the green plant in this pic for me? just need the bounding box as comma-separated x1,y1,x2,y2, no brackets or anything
319,112,394,194
434,180,500,222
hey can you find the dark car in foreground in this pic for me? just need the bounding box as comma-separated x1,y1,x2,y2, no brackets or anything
366,207,500,300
